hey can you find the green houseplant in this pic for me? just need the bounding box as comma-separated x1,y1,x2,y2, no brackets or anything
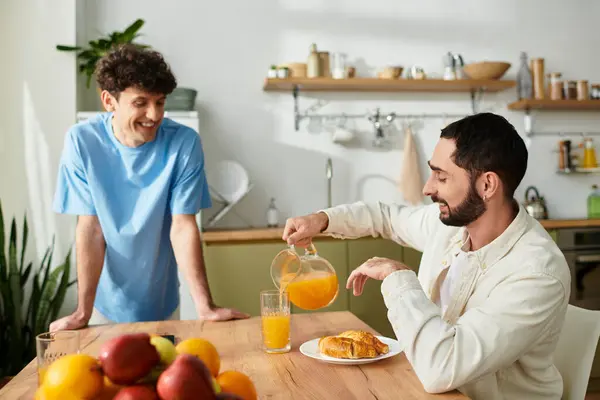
56,18,148,88
0,200,75,381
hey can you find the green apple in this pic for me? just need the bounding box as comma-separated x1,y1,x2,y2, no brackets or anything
213,377,221,393
150,335,178,365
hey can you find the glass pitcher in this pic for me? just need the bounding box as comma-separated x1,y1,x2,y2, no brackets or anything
270,243,339,310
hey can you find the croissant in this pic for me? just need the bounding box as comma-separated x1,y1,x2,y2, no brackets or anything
318,336,379,359
337,330,389,355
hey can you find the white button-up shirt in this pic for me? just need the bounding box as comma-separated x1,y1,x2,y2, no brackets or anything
321,201,571,400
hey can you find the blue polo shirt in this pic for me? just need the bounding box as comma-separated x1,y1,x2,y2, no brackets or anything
53,112,212,322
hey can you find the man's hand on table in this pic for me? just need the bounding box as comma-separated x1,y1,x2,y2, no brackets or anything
282,212,329,247
346,257,410,296
197,305,250,322
49,310,89,332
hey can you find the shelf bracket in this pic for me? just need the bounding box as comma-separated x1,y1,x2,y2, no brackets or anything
293,85,300,131
470,88,485,114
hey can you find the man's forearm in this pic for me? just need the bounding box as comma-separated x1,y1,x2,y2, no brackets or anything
170,217,213,313
74,217,106,318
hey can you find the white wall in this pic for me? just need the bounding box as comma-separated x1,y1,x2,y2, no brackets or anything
0,0,78,312
78,0,600,226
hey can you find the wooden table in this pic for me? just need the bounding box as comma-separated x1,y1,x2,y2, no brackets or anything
0,311,468,399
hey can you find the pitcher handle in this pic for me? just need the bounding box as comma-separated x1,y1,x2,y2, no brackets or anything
288,242,318,256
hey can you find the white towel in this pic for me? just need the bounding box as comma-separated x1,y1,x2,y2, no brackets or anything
398,125,424,205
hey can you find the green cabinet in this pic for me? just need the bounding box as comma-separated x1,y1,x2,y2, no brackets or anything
203,242,287,316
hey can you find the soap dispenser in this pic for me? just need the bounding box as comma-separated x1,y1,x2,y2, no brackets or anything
266,198,279,227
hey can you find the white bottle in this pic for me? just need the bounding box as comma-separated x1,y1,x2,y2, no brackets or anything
266,198,279,227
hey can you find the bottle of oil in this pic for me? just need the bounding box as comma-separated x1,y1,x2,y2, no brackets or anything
587,185,600,218
582,137,598,169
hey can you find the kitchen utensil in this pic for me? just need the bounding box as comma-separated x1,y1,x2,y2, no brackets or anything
523,186,548,219
270,243,339,311
463,61,511,80
453,54,466,79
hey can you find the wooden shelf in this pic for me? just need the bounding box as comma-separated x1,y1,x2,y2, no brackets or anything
263,78,516,93
557,168,600,175
508,99,600,111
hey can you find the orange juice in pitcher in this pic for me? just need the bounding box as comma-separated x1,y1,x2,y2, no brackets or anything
271,243,339,310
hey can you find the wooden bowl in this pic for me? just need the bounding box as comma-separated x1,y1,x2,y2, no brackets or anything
463,61,511,80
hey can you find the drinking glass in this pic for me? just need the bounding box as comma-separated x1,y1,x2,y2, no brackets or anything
260,290,291,353
36,331,80,386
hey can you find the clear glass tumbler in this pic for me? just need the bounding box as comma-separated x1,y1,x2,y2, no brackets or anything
331,52,347,79
260,290,291,353
36,331,80,386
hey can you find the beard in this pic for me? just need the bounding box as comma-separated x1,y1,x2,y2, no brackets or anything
431,181,487,227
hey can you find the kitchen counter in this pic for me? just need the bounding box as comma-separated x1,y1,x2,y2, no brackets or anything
538,218,600,229
202,219,600,244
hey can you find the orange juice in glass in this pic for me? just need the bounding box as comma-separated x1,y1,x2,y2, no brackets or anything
36,331,80,386
261,290,291,353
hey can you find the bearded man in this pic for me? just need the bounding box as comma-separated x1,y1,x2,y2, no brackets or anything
282,112,570,400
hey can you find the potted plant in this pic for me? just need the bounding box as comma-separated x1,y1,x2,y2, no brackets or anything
0,200,75,387
56,18,149,88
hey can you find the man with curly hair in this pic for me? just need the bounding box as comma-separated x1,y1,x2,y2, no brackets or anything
49,45,248,330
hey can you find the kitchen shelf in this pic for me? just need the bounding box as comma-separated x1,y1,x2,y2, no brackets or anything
508,99,600,111
263,78,516,93
557,168,600,175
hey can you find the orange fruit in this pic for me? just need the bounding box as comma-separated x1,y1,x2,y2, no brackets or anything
216,371,257,400
175,338,220,377
42,354,104,399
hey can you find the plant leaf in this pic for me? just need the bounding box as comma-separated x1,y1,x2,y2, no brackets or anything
56,45,82,51
49,250,71,323
19,214,28,275
20,262,32,287
0,200,6,281
121,19,145,42
36,266,63,335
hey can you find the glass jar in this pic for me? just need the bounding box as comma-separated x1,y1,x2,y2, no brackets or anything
563,81,577,99
577,80,590,100
588,185,600,219
548,72,563,100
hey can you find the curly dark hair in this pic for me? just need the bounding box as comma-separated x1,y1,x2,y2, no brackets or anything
95,44,177,97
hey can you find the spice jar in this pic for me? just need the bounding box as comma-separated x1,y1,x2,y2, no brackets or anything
548,72,563,100
563,81,577,99
577,80,590,100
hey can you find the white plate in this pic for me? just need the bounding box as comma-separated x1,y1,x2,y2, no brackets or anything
299,336,402,365
206,160,249,203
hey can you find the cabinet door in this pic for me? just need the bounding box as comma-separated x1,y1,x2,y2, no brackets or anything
347,238,405,338
203,242,288,317
289,240,349,314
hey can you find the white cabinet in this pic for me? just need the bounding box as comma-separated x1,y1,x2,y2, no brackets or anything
75,111,201,321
